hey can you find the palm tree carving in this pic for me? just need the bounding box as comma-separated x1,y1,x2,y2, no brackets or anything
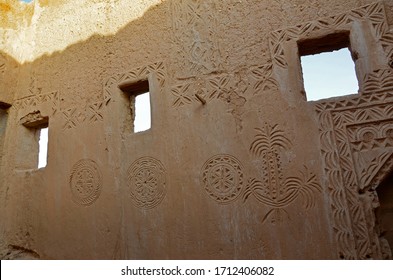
243,123,322,224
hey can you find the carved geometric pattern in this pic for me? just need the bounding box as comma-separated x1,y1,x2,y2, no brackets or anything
347,120,393,152
359,152,393,188
201,154,244,204
315,92,393,259
13,91,60,116
59,89,105,130
0,63,5,75
171,82,199,107
171,63,277,107
170,0,221,78
243,124,322,224
207,75,232,101
362,68,393,95
249,64,279,92
127,157,166,209
69,159,102,206
12,85,107,131
103,62,166,103
269,2,393,70
365,153,393,190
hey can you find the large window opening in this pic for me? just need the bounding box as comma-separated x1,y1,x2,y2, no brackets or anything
299,33,359,101
119,79,151,133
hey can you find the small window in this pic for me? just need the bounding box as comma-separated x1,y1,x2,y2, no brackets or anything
17,111,49,170
119,80,151,133
38,127,48,168
299,33,359,101
134,92,151,133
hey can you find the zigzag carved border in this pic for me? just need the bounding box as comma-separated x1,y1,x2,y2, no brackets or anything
269,2,393,69
316,92,393,259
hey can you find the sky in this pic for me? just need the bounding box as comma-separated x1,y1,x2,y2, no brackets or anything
38,128,48,168
134,92,151,133
37,48,359,168
301,48,358,101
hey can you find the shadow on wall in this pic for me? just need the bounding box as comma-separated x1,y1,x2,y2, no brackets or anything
376,170,393,258
0,49,22,259
0,0,177,260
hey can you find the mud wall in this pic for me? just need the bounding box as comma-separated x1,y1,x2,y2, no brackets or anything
0,0,392,259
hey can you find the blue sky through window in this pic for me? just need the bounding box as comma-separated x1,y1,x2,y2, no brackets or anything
301,48,359,101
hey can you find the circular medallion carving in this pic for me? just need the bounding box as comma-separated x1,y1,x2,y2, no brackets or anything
201,154,244,204
69,159,102,206
362,131,375,143
127,157,166,209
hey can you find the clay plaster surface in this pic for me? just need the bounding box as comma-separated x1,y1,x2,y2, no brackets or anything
0,0,392,259
0,0,163,63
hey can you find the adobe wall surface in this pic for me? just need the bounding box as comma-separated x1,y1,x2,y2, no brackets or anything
0,0,392,259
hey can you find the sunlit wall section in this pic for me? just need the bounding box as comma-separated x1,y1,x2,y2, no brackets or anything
0,0,163,63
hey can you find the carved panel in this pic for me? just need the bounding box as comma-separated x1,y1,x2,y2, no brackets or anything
171,63,277,108
315,92,393,259
13,91,60,116
249,64,279,92
170,0,221,78
127,157,166,209
103,61,166,102
171,82,202,108
200,124,322,224
201,154,244,204
243,124,322,224
12,88,105,131
269,2,393,69
59,88,106,130
362,68,393,95
69,159,102,206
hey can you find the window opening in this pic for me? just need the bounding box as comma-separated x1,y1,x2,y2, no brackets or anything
18,111,49,170
134,92,151,133
299,33,359,101
38,127,48,168
119,79,151,133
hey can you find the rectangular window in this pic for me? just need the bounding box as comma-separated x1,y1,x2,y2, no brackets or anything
119,79,151,133
298,33,359,101
134,92,151,133
17,111,49,170
38,127,48,168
